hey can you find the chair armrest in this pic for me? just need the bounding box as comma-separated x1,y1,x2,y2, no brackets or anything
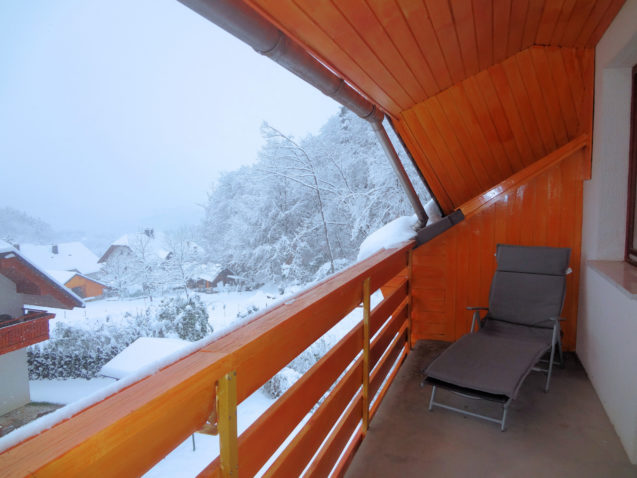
468,308,489,332
549,317,566,322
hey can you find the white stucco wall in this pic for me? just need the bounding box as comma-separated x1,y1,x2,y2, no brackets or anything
577,0,637,464
0,349,30,416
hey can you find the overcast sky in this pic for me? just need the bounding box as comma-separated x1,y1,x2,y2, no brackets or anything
0,1,338,237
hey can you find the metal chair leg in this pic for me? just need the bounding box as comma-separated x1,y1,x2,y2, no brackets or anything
428,385,437,411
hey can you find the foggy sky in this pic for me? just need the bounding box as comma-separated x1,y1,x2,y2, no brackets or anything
0,1,338,236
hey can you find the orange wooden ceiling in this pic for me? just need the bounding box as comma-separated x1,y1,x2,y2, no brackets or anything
246,0,622,116
245,0,624,212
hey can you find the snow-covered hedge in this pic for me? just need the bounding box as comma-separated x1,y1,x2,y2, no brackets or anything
29,295,212,379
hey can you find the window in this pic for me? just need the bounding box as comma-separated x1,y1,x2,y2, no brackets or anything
627,64,637,266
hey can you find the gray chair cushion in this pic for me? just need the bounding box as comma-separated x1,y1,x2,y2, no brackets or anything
496,244,570,276
488,271,566,327
425,333,550,399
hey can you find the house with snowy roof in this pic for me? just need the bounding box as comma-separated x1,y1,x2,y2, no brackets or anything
0,240,83,416
187,263,238,290
47,270,107,300
98,229,172,265
18,242,101,276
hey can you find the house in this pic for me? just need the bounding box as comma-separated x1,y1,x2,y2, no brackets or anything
187,264,237,290
2,1,637,475
46,270,107,300
18,242,101,276
98,229,171,265
0,241,83,416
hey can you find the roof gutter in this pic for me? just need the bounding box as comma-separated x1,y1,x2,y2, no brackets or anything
178,0,428,226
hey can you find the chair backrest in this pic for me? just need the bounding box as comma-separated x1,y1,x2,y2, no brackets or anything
488,244,571,327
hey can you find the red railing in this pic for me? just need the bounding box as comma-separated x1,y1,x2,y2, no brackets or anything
0,311,53,355
0,241,414,477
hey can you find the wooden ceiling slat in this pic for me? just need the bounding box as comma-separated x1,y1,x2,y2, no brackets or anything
461,77,514,179
336,1,424,104
424,0,467,84
396,0,453,93
507,0,529,58
366,0,439,98
585,0,626,47
529,47,569,145
474,70,526,173
562,48,585,121
489,63,537,167
500,56,548,159
574,0,614,47
403,109,462,207
449,0,480,77
492,0,512,63
535,0,566,44
547,48,580,139
448,85,503,185
294,0,413,112
394,115,454,211
521,0,546,49
550,0,578,45
413,105,473,203
560,0,596,45
515,49,559,152
472,0,494,71
250,0,403,114
431,90,492,191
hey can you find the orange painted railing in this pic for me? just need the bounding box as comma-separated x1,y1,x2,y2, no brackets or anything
0,241,414,477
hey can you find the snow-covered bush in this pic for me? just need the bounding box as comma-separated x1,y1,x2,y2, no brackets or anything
28,321,146,379
156,295,211,341
262,367,302,399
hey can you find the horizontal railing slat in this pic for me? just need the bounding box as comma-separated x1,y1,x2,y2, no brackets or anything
370,299,408,369
370,326,409,401
227,322,362,477
369,276,408,337
305,395,364,478
264,360,363,478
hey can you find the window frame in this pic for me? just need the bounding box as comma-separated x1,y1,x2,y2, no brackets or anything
626,64,637,266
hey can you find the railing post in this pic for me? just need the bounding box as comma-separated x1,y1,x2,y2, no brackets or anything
407,249,413,350
362,277,371,435
218,371,239,477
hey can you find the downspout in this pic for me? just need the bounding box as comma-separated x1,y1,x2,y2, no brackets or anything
178,0,428,226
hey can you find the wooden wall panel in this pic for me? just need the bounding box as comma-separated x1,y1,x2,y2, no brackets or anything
398,46,593,211
411,147,587,350
247,0,622,116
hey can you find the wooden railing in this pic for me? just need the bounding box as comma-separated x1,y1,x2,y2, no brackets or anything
0,241,415,477
0,311,53,355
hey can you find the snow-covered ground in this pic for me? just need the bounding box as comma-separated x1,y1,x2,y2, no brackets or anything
4,286,379,476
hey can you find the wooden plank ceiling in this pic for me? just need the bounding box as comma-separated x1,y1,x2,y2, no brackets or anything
245,0,624,212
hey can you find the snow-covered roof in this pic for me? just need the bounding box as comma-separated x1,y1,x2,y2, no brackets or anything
47,270,76,285
191,263,223,282
100,337,191,379
0,245,84,309
109,231,171,261
18,242,101,275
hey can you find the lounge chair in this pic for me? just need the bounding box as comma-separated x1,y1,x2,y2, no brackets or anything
423,244,571,431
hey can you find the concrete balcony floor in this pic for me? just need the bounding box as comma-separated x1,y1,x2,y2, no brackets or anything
347,341,637,478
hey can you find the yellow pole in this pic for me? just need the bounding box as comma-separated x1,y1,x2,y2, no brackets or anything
218,371,239,477
362,277,371,435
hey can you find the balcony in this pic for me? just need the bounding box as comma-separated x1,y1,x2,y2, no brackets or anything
0,311,54,356
0,238,636,476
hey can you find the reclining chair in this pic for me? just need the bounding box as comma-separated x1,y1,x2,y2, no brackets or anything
424,244,570,431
